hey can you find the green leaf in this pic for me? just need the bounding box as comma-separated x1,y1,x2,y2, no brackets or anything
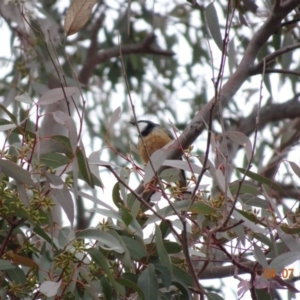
235,209,266,227
46,174,74,226
0,260,17,270
239,195,269,209
205,2,223,52
58,227,75,248
77,229,124,253
0,159,34,185
101,277,112,300
122,272,138,283
151,241,182,256
155,225,172,272
0,104,18,124
162,241,182,254
119,167,130,203
116,277,145,300
159,220,171,239
172,280,193,299
86,248,125,296
121,236,148,259
146,200,193,225
230,180,261,196
108,230,134,269
172,265,193,287
7,267,26,284
137,264,158,300
33,225,57,249
206,293,225,300
40,153,70,169
154,264,172,289
120,206,133,226
236,168,285,194
280,224,300,234
190,202,217,214
112,182,124,208
91,207,143,237
77,141,94,187
50,135,74,157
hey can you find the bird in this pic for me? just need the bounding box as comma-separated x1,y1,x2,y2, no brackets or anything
129,120,186,186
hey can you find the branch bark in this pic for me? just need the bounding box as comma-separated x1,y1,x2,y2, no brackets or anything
78,33,174,85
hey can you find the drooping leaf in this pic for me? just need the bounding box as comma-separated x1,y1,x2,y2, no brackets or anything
236,168,285,194
87,248,125,295
205,2,224,52
119,206,133,226
46,174,75,226
116,277,145,300
225,131,252,162
38,87,78,105
108,230,134,269
287,160,300,179
52,111,77,152
107,106,121,136
64,0,97,36
76,142,94,188
253,244,268,269
172,280,193,299
155,225,172,272
57,227,75,248
0,159,34,185
88,150,103,187
76,228,124,253
137,264,158,300
119,167,130,204
121,236,148,259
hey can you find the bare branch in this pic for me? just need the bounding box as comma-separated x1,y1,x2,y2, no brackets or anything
78,33,174,85
250,42,300,76
264,68,300,76
239,96,300,136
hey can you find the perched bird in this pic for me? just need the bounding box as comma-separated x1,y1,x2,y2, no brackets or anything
130,120,186,186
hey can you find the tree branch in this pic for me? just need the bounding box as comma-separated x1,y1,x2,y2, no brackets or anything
239,96,300,136
151,0,300,183
78,33,174,85
250,42,300,76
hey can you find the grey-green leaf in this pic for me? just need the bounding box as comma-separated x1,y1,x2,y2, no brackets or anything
76,229,124,253
205,2,223,52
155,225,172,272
0,159,34,185
137,264,158,300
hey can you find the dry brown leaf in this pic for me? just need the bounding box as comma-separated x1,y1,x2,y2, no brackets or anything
64,0,97,36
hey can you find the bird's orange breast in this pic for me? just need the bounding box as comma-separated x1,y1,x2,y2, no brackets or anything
138,129,173,163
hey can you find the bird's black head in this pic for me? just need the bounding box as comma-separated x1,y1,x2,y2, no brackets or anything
129,120,159,137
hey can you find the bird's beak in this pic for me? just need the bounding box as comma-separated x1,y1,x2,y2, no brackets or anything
129,121,136,126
